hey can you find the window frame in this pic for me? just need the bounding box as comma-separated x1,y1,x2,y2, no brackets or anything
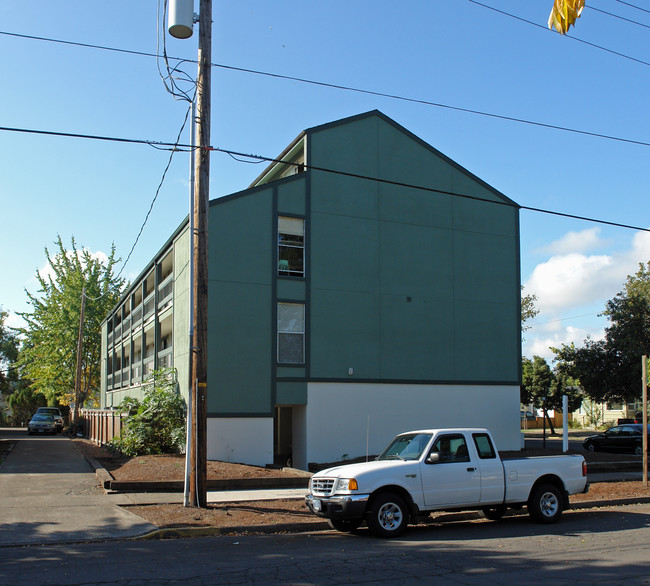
278,216,305,278
277,301,305,364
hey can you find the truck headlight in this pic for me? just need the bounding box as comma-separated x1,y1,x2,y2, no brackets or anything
336,478,358,491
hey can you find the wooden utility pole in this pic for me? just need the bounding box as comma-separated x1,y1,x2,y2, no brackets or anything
73,286,86,424
189,0,212,508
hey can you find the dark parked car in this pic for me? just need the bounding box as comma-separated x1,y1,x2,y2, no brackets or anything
27,413,57,435
36,407,64,432
583,424,650,456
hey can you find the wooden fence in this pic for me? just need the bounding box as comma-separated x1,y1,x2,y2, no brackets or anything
80,409,125,446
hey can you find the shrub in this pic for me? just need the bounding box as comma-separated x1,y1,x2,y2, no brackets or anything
108,368,186,456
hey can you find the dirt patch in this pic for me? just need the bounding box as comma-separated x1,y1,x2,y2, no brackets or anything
72,439,309,482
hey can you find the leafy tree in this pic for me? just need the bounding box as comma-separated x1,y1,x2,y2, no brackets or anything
548,0,585,34
521,286,539,340
0,308,20,398
6,387,46,426
553,262,650,404
17,236,125,411
522,355,583,432
108,368,186,456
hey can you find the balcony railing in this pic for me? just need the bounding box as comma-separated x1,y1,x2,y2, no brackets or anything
157,347,173,370
143,293,155,322
143,357,155,377
131,304,142,330
158,275,173,311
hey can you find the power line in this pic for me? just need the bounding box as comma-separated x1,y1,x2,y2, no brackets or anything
589,4,650,29
0,123,648,235
116,102,194,280
466,0,650,68
1,30,649,149
209,146,650,234
614,0,650,16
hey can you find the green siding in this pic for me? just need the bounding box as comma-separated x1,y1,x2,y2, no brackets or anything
276,381,307,405
207,190,274,414
277,178,307,216
307,113,520,384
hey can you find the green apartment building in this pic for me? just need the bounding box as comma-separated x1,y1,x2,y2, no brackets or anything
100,111,522,469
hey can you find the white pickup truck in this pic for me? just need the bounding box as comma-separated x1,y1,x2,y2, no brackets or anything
305,428,588,537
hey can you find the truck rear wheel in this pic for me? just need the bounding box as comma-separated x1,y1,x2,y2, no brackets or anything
365,493,408,538
528,483,563,523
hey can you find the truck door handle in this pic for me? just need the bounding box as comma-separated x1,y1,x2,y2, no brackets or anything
467,467,476,472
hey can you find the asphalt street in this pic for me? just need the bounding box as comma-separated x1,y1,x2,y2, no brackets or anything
2,503,650,585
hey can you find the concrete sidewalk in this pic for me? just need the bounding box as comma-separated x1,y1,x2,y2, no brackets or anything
0,431,157,547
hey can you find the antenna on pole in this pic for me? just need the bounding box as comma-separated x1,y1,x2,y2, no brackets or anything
168,0,195,39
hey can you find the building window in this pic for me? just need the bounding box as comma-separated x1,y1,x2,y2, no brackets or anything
277,302,304,364
278,216,304,277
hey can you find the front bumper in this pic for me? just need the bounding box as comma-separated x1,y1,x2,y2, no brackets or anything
305,493,369,520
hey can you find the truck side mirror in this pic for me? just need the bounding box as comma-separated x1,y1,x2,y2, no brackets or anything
426,452,440,464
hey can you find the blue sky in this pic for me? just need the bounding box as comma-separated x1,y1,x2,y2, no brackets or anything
1,1,648,363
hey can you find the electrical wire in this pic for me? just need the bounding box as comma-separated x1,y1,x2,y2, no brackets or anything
0,121,647,234
0,30,648,150
208,146,650,234
116,102,194,281
157,0,196,103
466,0,650,68
588,5,650,30
614,0,650,16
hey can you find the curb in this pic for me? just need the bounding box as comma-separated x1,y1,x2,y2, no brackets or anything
130,496,650,541
107,477,309,492
132,520,331,541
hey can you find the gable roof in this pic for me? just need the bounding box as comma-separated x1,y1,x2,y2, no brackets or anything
250,110,518,208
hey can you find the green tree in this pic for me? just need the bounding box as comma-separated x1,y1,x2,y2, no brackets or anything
521,355,582,431
108,368,186,456
6,387,46,426
0,308,20,397
521,286,539,339
553,262,650,404
17,236,125,409
521,356,554,408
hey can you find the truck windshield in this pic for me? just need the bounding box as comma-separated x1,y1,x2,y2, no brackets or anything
378,433,432,461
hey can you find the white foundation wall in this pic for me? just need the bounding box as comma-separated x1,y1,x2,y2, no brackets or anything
207,417,273,466
302,383,521,468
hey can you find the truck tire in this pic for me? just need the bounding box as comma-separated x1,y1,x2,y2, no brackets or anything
328,519,362,533
481,505,507,521
528,483,563,524
365,493,408,538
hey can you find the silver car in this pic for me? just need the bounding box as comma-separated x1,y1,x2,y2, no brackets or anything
36,407,64,432
28,413,57,435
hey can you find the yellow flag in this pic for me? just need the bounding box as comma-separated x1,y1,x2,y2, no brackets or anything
548,0,585,34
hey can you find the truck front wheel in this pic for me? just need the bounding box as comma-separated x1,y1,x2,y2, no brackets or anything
365,493,408,538
528,483,563,523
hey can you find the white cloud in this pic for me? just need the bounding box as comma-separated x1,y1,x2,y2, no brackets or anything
526,252,614,313
524,324,605,363
523,227,650,361
537,227,606,255
525,228,650,316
